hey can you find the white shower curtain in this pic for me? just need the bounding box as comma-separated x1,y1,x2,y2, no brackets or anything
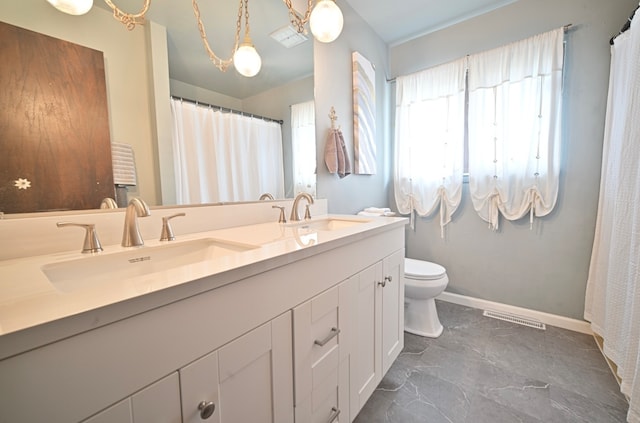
170,99,284,204
584,11,640,423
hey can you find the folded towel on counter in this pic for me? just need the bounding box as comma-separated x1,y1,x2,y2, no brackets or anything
364,207,391,214
357,207,396,217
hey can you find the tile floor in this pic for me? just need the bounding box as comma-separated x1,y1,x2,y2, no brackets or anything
354,301,629,422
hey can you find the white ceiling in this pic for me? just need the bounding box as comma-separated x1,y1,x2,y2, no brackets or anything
95,0,517,99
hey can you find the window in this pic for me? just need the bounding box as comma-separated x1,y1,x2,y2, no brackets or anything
394,28,565,232
290,100,316,197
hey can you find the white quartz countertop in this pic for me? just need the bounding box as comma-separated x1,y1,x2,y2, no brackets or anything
0,215,406,342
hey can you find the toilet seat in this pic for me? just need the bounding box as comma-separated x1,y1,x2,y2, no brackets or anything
405,258,446,280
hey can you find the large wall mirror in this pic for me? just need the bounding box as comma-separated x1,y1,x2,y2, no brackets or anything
0,0,315,215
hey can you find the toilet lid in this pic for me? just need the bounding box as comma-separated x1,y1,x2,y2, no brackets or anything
405,258,446,280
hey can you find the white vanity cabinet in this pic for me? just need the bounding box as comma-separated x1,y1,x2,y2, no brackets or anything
0,219,405,423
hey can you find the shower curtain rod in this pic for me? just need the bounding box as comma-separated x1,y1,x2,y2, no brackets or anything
385,24,574,83
610,5,639,45
171,96,284,125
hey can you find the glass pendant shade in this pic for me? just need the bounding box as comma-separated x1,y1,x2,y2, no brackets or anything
233,41,262,77
46,0,93,15
309,0,344,43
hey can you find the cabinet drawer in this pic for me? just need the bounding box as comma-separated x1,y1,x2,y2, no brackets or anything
294,366,340,423
293,286,342,404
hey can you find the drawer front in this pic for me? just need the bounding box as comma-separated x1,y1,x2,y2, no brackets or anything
293,285,341,404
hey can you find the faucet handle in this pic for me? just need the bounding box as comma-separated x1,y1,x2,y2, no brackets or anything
272,205,287,224
304,204,312,220
160,213,186,241
57,222,103,254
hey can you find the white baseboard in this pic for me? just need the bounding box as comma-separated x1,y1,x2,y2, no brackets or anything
437,291,593,335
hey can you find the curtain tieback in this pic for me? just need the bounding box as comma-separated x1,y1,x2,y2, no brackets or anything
438,187,446,239
488,192,501,231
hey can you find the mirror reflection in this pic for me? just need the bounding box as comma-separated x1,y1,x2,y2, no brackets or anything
0,0,316,215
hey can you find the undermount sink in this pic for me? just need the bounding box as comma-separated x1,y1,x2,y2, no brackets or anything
292,217,370,232
42,238,257,293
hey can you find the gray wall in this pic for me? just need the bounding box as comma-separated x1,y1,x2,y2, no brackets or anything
388,0,638,320
314,1,392,214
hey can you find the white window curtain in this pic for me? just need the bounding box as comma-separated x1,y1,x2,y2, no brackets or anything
394,58,466,236
585,12,640,422
291,100,316,197
170,98,284,204
467,28,564,230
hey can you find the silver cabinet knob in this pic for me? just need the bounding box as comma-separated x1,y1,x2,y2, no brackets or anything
385,275,393,283
198,401,215,419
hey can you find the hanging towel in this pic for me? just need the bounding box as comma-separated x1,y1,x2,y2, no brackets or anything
111,142,138,186
324,128,351,178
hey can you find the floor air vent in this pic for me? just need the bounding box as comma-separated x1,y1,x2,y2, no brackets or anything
482,309,546,330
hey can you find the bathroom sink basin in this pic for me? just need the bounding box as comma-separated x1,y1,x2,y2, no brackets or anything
42,238,257,293
293,217,370,232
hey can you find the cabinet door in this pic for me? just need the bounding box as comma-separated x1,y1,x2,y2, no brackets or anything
82,399,133,423
131,372,181,423
349,261,383,419
82,373,181,423
180,312,294,423
381,249,404,374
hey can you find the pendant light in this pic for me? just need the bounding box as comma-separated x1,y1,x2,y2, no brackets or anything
233,37,262,77
46,0,93,15
309,0,343,43
232,0,262,77
284,0,344,43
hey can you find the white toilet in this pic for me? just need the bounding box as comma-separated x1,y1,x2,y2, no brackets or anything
404,258,449,338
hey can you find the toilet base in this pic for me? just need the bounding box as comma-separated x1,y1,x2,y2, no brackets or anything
404,297,444,338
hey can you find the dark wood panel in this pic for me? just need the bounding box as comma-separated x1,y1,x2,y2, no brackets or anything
0,21,114,213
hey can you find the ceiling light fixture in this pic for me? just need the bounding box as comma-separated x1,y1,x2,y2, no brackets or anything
193,0,261,77
283,0,343,43
46,0,93,16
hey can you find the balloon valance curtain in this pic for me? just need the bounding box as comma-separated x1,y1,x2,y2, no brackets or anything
394,58,467,236
467,28,565,230
394,28,565,232
170,98,284,204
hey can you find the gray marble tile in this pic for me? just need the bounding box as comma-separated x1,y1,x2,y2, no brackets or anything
466,393,543,423
549,384,628,422
355,301,629,422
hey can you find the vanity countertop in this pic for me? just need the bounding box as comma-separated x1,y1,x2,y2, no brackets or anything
0,214,406,354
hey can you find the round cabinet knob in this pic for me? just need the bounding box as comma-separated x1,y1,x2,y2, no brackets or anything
377,280,386,287
385,275,393,283
198,401,216,419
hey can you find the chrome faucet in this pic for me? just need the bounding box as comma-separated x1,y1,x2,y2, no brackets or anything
122,198,150,247
57,222,103,253
259,193,275,200
290,193,314,222
100,197,118,209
